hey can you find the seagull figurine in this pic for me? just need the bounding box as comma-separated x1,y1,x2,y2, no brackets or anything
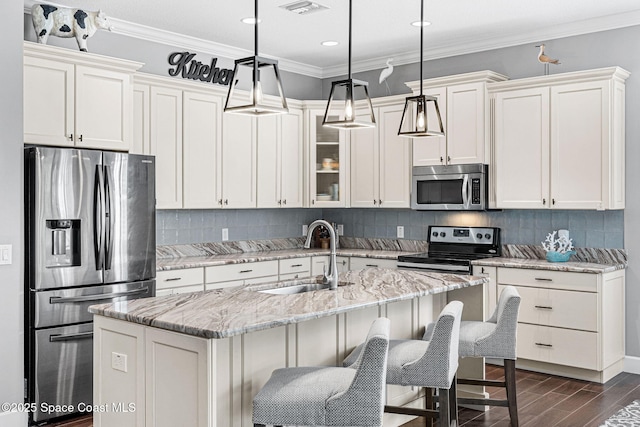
378,58,394,94
536,44,560,64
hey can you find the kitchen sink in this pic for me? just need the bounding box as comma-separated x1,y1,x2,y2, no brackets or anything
258,282,331,295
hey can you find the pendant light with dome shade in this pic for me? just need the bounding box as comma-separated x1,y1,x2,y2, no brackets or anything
322,0,376,129
398,0,444,137
224,0,289,116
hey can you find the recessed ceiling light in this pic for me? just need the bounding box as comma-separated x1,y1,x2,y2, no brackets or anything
411,20,431,27
321,40,339,46
241,17,262,24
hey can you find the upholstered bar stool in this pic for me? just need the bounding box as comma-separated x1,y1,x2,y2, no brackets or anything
426,286,521,427
344,301,464,427
252,317,390,427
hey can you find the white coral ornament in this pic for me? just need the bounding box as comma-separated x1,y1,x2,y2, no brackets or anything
542,231,574,254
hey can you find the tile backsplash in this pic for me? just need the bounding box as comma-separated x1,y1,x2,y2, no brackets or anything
157,208,624,249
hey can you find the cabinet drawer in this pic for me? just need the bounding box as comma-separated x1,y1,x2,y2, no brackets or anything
205,261,278,284
155,284,203,296
517,323,598,370
156,268,204,290
498,268,597,292
205,280,244,291
500,285,597,331
349,257,397,270
279,272,312,281
279,258,311,275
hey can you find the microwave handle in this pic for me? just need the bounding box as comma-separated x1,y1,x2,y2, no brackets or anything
462,174,469,206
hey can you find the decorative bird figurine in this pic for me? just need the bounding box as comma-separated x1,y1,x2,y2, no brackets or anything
378,58,394,95
536,44,560,64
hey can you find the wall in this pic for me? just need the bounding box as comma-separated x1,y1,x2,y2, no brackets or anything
157,209,321,245
0,1,24,425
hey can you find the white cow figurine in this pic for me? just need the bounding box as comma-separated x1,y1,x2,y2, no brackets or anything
32,3,112,52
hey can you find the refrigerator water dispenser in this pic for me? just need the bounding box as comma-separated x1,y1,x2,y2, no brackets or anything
45,219,80,267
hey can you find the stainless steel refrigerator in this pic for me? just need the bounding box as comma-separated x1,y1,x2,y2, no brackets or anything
24,146,156,424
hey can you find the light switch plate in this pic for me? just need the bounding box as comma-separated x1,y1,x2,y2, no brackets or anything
302,224,308,236
0,244,12,265
337,224,344,236
222,228,229,241
397,226,405,239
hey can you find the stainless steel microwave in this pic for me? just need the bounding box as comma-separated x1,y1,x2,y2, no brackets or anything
411,164,488,210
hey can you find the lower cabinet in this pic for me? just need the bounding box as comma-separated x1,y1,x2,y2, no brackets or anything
485,265,625,383
94,292,446,427
204,260,279,290
349,256,398,270
156,268,204,296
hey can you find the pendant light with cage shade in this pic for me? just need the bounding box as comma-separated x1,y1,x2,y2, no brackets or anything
398,0,444,137
224,0,289,116
322,0,376,129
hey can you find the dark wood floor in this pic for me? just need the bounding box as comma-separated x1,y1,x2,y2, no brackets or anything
52,365,640,427
402,364,640,427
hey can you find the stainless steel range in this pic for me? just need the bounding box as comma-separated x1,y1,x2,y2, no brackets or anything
397,226,501,274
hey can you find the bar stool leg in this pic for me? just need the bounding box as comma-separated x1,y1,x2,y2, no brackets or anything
438,388,451,427
504,359,519,427
449,375,458,426
424,387,434,427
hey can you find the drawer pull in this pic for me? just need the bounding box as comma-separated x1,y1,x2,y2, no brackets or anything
534,305,553,310
165,277,181,282
239,269,253,273
535,342,553,348
366,264,378,267
290,264,303,268
534,277,553,282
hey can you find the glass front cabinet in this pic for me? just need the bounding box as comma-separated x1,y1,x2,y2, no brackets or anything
306,107,348,207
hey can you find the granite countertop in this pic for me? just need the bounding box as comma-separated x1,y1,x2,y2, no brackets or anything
89,268,486,339
472,257,626,274
157,248,419,271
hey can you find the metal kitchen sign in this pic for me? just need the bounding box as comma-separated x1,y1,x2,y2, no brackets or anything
168,51,234,86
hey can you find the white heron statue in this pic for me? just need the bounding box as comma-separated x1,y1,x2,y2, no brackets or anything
379,58,394,95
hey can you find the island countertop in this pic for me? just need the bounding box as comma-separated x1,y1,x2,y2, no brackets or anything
89,268,486,339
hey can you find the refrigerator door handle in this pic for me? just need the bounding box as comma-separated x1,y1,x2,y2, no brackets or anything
104,165,115,270
49,287,150,304
49,332,94,342
94,165,106,270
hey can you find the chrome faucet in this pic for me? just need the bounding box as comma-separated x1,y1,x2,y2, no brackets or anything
304,219,338,290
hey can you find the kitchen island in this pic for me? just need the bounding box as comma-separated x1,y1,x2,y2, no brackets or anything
90,268,487,427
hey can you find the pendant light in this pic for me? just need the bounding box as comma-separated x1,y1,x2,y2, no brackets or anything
224,0,289,115
322,0,376,129
398,0,444,137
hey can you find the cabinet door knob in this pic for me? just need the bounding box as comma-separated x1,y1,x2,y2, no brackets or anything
218,199,223,206
283,199,287,205
378,199,382,205
447,156,451,163
79,135,83,142
68,134,74,141
440,156,443,163
373,200,377,205
312,199,315,205
552,198,556,205
224,199,228,205
543,198,546,205
278,200,282,206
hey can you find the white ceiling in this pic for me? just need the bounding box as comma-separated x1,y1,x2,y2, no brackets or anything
24,0,640,78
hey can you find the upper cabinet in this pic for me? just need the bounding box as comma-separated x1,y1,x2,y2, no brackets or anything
23,42,142,151
257,109,305,208
350,100,411,208
306,105,348,207
407,71,508,166
490,67,628,210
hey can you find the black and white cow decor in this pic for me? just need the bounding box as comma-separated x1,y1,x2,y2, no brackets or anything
31,3,113,52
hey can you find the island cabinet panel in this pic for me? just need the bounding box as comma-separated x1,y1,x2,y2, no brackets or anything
296,316,340,367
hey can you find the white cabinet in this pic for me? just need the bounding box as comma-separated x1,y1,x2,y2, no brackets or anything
494,266,625,383
407,71,507,166
222,114,257,208
257,108,304,208
472,265,497,318
311,255,350,276
204,261,278,290
156,268,205,296
491,67,628,210
150,86,183,209
183,92,222,209
350,103,411,208
306,106,349,207
23,42,141,151
349,257,397,270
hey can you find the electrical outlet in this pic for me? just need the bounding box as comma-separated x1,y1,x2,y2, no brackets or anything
302,224,308,236
111,352,128,373
0,244,12,265
397,226,405,239
222,228,229,241
337,224,344,236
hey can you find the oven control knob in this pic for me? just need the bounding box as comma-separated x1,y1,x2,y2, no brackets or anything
485,233,492,240
432,231,438,238
440,232,446,237
476,233,483,239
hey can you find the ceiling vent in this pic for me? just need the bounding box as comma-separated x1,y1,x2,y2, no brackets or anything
280,1,329,15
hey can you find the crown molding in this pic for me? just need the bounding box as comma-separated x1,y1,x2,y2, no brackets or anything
24,1,640,79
